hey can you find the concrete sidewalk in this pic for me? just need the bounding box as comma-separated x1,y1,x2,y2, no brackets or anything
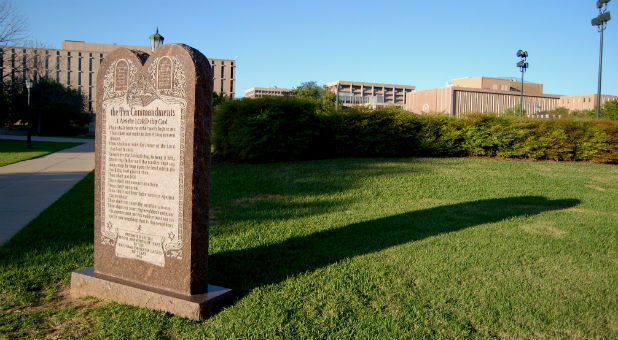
0,136,95,245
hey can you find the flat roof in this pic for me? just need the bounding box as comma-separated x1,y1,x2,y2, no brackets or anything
326,80,415,89
246,87,295,91
412,86,561,98
450,76,542,85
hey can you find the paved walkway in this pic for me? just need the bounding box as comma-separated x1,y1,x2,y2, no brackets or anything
0,136,95,245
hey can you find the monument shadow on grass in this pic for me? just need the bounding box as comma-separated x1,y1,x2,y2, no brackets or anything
209,196,579,295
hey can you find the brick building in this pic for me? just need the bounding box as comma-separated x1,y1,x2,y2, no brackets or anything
1,40,236,112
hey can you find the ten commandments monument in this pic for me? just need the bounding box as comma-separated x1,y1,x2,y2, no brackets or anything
71,44,233,320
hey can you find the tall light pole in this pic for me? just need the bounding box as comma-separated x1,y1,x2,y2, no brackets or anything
592,0,611,119
25,78,33,149
516,50,529,117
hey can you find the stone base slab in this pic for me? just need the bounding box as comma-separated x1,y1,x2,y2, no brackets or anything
71,267,234,320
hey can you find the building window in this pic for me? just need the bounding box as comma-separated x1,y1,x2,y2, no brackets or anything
67,52,71,87
45,51,49,76
89,72,92,86
231,66,234,79
11,49,15,80
89,53,93,72
230,80,234,93
100,53,103,64
78,52,82,71
22,49,27,80
220,79,224,93
33,51,38,71
56,51,60,81
221,65,224,78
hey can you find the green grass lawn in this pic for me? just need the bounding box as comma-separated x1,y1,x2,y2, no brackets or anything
0,140,82,167
0,157,616,339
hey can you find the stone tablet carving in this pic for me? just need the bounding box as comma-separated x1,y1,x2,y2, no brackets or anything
93,44,212,296
100,55,186,266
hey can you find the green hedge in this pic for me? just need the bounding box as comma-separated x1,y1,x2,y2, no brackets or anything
213,97,618,164
213,97,326,162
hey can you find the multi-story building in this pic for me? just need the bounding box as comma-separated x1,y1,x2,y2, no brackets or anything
407,76,617,116
1,40,236,112
325,81,416,109
406,77,563,116
245,86,295,98
406,85,561,117
559,94,618,111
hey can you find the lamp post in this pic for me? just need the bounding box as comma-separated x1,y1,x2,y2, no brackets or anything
592,0,611,119
516,50,528,117
149,28,164,52
25,78,33,149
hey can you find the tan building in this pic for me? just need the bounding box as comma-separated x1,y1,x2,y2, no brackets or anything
1,40,236,112
451,76,543,95
559,94,618,111
406,85,561,117
245,86,295,98
325,80,415,109
405,76,618,117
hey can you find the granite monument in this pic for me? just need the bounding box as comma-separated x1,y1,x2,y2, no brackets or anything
71,44,233,320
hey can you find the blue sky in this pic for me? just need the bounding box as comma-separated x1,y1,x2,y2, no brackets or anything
14,0,618,97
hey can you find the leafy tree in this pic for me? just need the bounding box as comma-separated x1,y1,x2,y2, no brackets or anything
549,107,569,117
600,99,618,121
550,101,617,121
568,109,595,119
0,78,27,127
502,105,526,117
295,81,335,114
213,91,232,107
295,81,324,100
30,77,89,135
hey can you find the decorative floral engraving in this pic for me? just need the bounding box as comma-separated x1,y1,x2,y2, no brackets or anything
127,73,161,107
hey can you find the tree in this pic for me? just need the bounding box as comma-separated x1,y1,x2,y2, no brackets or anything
600,99,618,121
0,77,26,127
295,81,325,100
213,91,232,107
0,1,29,127
31,77,89,135
502,105,526,117
0,0,26,46
295,81,336,114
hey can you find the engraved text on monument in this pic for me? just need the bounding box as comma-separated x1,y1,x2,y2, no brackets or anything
100,57,187,266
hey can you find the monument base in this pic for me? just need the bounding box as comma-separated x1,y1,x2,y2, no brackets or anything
71,267,234,320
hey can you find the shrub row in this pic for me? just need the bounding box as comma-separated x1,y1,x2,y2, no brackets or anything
213,97,618,164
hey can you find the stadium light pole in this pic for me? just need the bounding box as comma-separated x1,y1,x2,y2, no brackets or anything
592,0,611,119
516,50,528,117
